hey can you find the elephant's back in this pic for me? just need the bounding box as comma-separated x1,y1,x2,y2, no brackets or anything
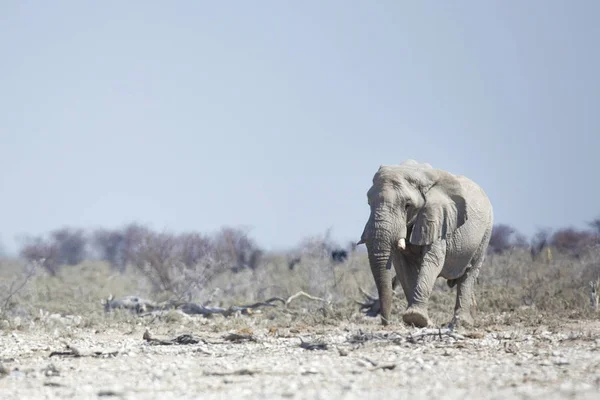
455,175,493,219
441,175,493,278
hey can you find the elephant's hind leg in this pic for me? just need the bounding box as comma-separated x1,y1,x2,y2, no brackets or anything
451,231,490,328
451,264,481,328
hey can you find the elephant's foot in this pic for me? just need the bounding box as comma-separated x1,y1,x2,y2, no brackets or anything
449,311,474,330
380,315,390,326
402,306,430,328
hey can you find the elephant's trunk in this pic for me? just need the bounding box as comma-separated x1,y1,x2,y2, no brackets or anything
365,214,396,325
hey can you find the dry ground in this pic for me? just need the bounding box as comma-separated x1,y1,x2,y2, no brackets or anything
1,311,599,400
1,251,600,399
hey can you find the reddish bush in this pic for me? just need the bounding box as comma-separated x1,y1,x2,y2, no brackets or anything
550,228,598,257
19,237,60,275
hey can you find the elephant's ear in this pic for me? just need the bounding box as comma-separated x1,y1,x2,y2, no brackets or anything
409,177,468,246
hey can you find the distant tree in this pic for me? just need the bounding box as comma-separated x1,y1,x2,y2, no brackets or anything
176,232,213,267
213,227,263,272
129,231,181,292
550,227,598,258
587,217,600,236
50,227,87,266
19,227,87,274
120,223,151,267
530,227,552,261
488,224,526,254
91,228,127,270
19,236,60,275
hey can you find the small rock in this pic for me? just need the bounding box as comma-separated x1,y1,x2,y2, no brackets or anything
338,348,349,356
42,364,60,377
301,368,319,375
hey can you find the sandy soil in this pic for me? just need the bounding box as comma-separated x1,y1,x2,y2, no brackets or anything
1,315,599,400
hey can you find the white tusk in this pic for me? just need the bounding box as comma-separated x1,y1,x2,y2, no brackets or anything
397,238,406,250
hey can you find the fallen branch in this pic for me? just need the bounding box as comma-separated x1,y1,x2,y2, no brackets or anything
369,363,396,371
285,291,328,306
356,277,399,318
347,330,404,344
143,329,203,346
203,369,257,376
407,328,465,343
49,344,119,358
357,356,396,371
223,333,258,343
105,290,329,318
299,338,328,350
1,261,38,318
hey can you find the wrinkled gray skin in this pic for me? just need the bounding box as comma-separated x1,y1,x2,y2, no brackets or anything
358,160,493,328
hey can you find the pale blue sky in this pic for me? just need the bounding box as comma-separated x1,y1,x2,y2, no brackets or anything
1,1,599,254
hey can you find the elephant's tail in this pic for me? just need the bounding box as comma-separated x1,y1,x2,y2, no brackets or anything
447,278,459,288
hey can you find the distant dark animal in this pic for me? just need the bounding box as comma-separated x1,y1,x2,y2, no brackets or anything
288,256,302,271
530,239,547,261
331,249,348,264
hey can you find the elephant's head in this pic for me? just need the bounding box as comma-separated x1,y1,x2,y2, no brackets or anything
357,160,468,325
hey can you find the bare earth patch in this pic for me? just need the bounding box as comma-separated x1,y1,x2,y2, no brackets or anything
1,315,599,400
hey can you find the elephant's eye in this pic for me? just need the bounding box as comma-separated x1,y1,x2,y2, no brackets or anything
405,203,410,210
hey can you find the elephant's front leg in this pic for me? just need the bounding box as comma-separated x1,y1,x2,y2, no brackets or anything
402,242,446,328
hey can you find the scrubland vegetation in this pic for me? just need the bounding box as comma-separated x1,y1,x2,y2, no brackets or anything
1,219,599,329
1,222,599,400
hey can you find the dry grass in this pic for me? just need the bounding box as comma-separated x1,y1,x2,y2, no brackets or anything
1,250,600,399
1,245,599,333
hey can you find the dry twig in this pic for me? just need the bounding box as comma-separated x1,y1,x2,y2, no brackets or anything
1,261,38,318
143,329,202,345
407,328,465,343
49,344,119,358
285,291,328,306
299,338,328,350
203,369,257,376
106,290,329,319
223,333,257,343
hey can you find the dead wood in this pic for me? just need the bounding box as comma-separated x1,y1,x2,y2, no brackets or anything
369,363,396,371
0,364,9,379
1,261,38,318
407,328,465,343
49,344,119,358
105,291,328,318
43,382,64,388
223,333,257,343
143,329,202,345
285,291,327,306
347,330,404,344
299,339,328,350
356,277,400,318
356,288,382,317
203,368,257,376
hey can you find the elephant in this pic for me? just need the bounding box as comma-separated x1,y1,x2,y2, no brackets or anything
357,160,493,328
